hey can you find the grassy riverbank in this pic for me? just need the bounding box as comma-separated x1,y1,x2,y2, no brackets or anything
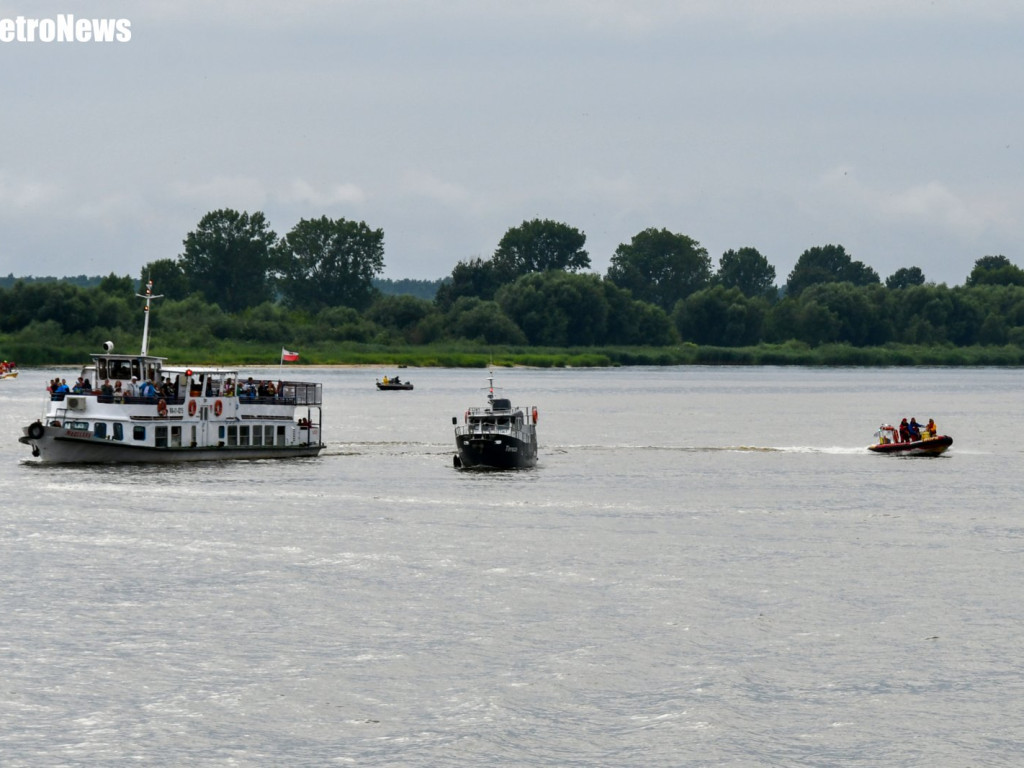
11,339,1024,368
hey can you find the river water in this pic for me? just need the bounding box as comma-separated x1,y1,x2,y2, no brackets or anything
0,365,1021,766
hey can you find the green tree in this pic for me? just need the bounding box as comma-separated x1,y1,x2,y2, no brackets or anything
797,283,891,346
716,247,777,298
434,258,501,309
179,209,277,313
0,280,99,335
785,244,880,297
366,294,438,343
313,305,380,343
491,219,590,283
965,255,1024,287
606,228,711,310
496,271,608,346
885,266,926,290
275,216,385,311
446,297,527,345
140,258,190,300
601,281,678,346
673,285,767,346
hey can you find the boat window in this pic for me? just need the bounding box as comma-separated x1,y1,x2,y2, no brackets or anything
113,422,123,441
170,426,181,447
266,426,276,445
155,426,168,448
131,360,143,380
277,425,286,445
227,425,238,446
239,426,250,446
252,425,263,446
68,420,89,430
133,425,146,441
94,422,107,439
109,360,132,380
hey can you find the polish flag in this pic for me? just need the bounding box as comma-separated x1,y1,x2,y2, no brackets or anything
281,348,299,362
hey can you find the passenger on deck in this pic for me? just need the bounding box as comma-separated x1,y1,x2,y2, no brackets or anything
898,418,910,443
926,418,937,436
100,380,114,397
908,418,921,440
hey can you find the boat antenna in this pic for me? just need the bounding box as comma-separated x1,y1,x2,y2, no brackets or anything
485,369,503,404
136,279,164,356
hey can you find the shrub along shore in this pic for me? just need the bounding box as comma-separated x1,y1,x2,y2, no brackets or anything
9,341,1024,369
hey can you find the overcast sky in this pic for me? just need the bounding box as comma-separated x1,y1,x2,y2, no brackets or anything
1,1,1022,286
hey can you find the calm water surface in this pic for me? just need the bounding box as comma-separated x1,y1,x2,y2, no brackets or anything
0,365,1022,766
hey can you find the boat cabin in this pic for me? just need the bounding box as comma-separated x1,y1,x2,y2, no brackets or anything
875,424,899,445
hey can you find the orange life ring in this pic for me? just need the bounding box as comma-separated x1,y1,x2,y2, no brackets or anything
214,399,223,416
187,400,197,416
157,399,168,417
532,407,538,424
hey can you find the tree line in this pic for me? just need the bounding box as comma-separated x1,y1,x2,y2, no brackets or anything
3,208,1024,364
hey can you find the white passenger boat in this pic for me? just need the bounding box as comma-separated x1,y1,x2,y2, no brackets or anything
19,282,324,464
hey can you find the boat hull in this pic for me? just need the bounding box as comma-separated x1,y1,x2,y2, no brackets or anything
376,383,413,390
20,425,323,464
868,435,953,456
455,433,537,469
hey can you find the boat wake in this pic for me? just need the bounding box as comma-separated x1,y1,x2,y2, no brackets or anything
552,444,867,455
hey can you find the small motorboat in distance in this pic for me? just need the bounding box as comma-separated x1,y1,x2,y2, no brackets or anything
0,360,17,379
376,375,413,391
452,371,537,469
869,422,953,456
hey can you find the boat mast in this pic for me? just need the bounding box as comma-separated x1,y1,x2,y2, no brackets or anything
136,280,164,356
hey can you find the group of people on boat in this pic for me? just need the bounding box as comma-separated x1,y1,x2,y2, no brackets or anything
896,417,937,443
1,360,16,375
49,374,287,404
381,375,403,385
50,375,172,400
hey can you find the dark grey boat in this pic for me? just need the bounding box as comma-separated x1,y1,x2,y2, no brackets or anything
453,372,538,469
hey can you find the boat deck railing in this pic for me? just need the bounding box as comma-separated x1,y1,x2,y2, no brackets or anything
456,420,532,438
49,388,319,407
